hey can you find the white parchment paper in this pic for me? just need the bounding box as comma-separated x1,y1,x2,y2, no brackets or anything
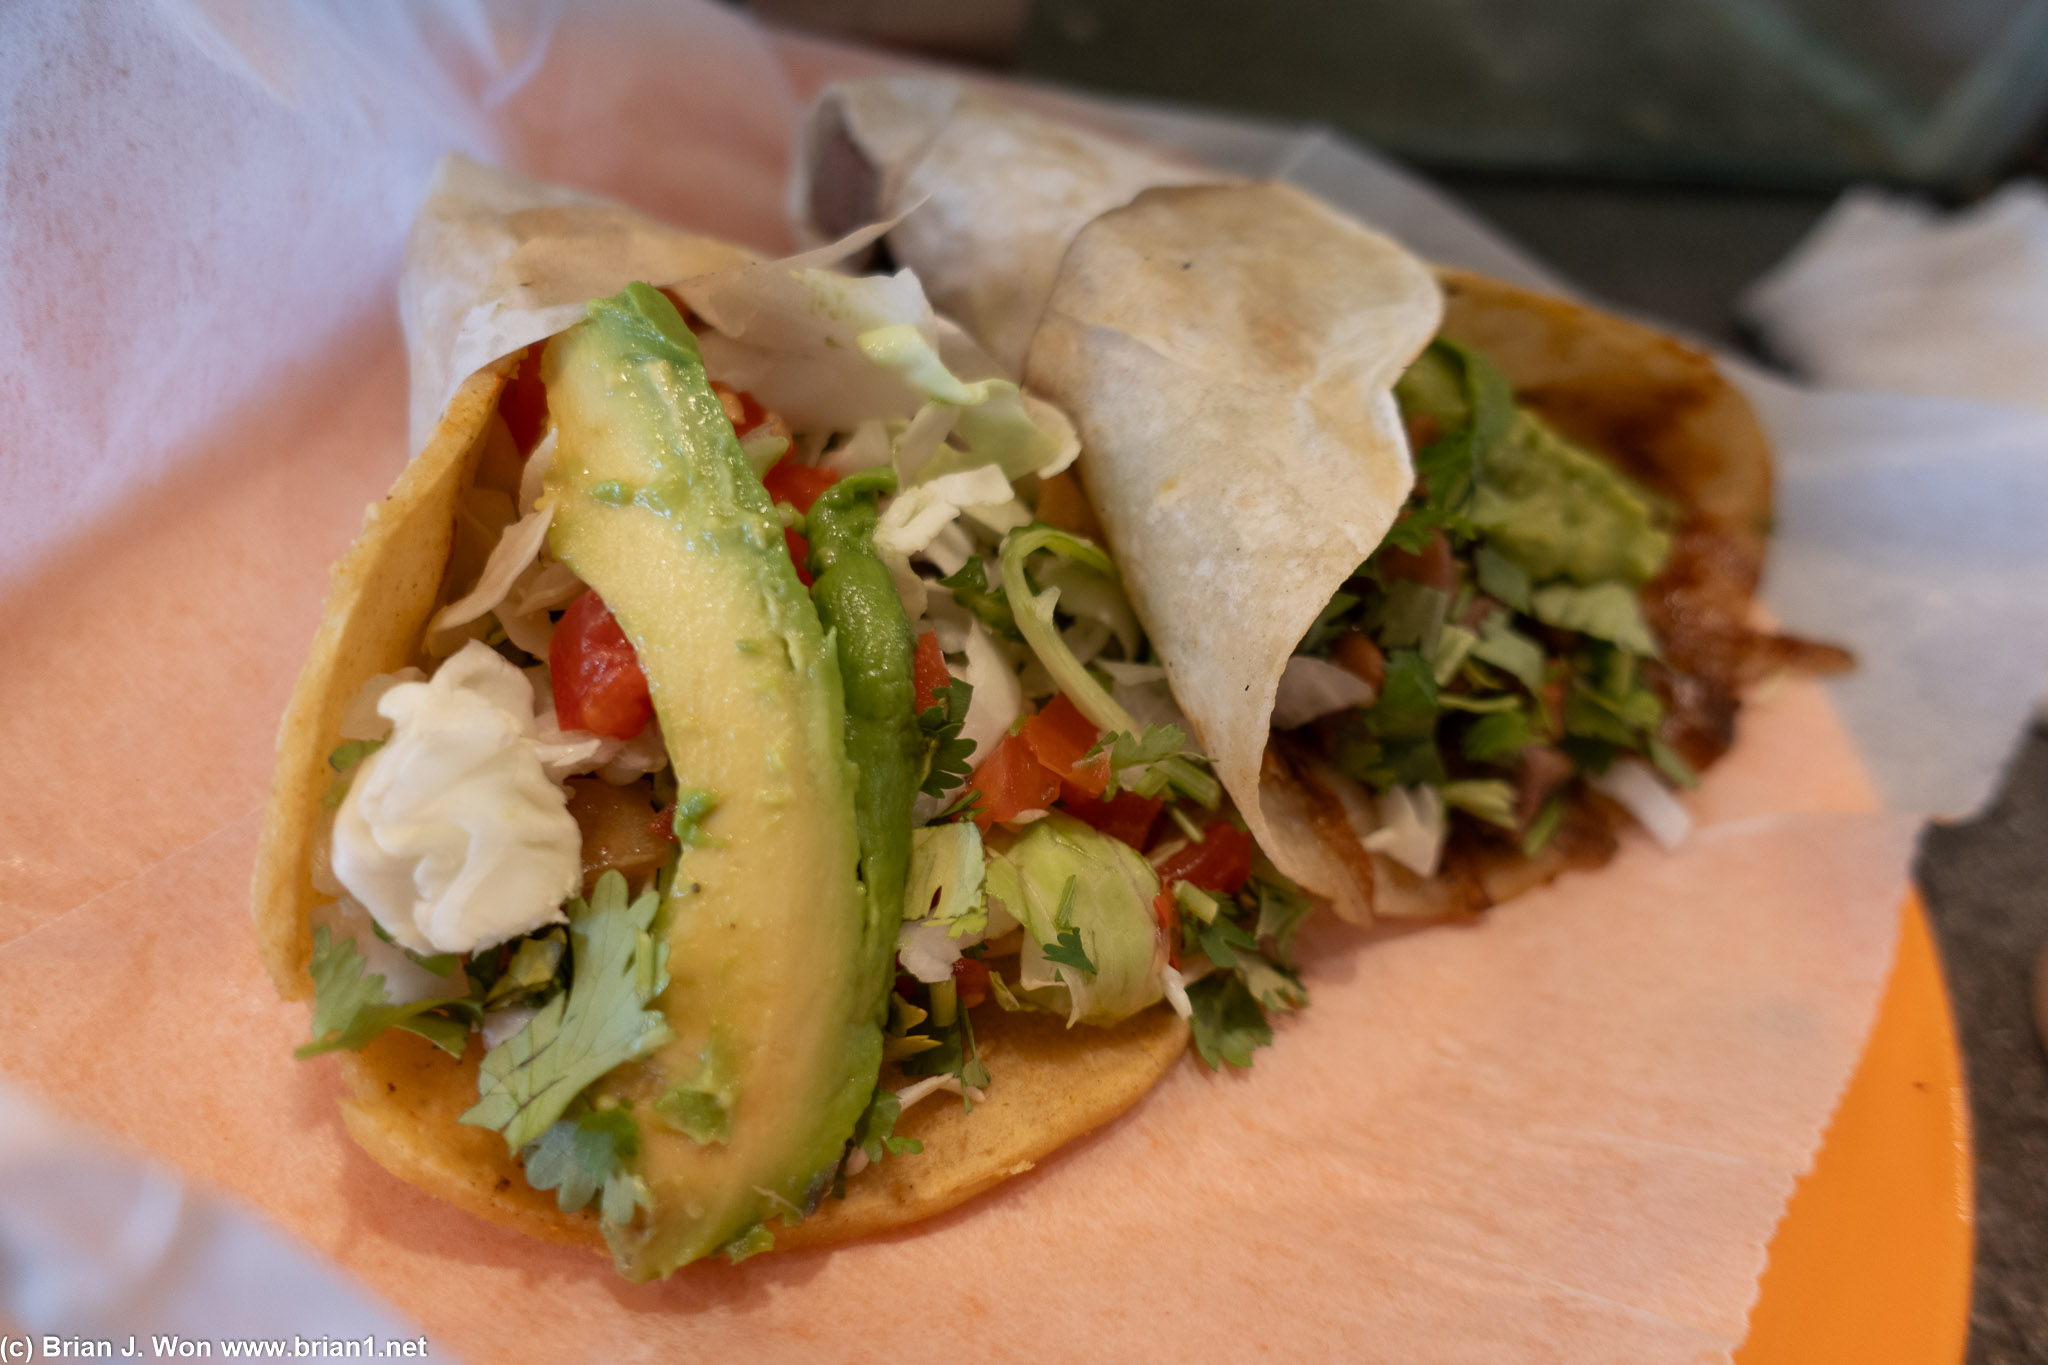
0,2,1965,1358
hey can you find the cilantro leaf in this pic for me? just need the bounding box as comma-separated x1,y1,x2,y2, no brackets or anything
1649,736,1700,790
852,1085,925,1169
899,1005,992,1097
1298,592,1362,656
1085,723,1220,806
1041,926,1096,974
460,871,674,1151
1238,953,1308,1013
295,926,475,1060
1367,650,1440,739
1251,875,1316,966
1195,915,1257,972
523,1106,649,1224
1461,707,1536,763
1473,544,1531,611
1439,778,1519,830
1529,582,1659,656
1471,612,1547,696
1185,974,1273,1070
918,676,978,799
1522,797,1566,855
937,558,1019,641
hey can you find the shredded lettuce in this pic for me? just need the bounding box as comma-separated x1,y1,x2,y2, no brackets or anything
985,814,1164,1027
1001,524,1218,807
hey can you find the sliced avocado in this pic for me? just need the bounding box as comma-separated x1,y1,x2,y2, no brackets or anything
542,284,884,1279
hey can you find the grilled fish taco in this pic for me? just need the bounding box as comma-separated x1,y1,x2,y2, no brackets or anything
794,78,1847,925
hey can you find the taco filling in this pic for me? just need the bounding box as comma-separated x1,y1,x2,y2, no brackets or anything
1268,319,1851,919
285,254,1307,1280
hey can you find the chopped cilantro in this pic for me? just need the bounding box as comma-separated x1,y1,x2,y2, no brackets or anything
1473,544,1531,611
1461,708,1536,764
1186,974,1273,1071
1173,880,1222,925
1251,874,1316,966
1471,613,1547,696
460,871,674,1151
1649,736,1700,790
1439,778,1519,830
917,676,977,799
522,1106,649,1224
1298,592,1362,655
1194,915,1258,972
1077,722,1220,807
1521,797,1567,855
296,926,476,1060
852,1085,925,1169
936,558,1019,641
1368,650,1439,739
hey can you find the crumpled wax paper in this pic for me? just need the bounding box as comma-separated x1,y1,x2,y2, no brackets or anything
0,2,1929,1360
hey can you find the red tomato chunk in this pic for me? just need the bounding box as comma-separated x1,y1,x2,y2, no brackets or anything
912,631,951,713
1152,820,1254,894
952,957,990,1009
1060,782,1163,849
550,590,654,740
1018,693,1112,798
970,731,1061,832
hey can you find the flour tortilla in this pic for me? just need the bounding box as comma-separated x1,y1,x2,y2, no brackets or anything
251,239,1186,1266
794,79,1444,920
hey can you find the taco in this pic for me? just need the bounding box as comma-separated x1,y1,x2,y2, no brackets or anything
253,158,1406,1280
794,78,1848,925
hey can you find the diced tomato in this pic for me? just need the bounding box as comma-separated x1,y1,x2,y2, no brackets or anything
1152,820,1255,894
1379,527,1457,594
1060,780,1163,849
762,457,839,516
1018,693,1112,798
969,731,1061,832
952,957,990,1009
1152,888,1181,969
710,380,768,435
912,631,951,713
499,342,550,452
783,526,816,588
550,590,655,740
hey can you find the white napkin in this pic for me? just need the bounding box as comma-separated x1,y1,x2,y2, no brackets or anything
0,1081,442,1355
1741,180,2048,414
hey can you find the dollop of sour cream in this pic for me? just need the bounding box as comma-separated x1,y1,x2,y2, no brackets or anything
332,641,584,956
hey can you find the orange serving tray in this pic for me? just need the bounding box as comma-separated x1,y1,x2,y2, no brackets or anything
1737,895,1973,1363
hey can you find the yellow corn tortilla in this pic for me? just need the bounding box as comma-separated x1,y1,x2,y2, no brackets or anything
250,342,1186,1262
